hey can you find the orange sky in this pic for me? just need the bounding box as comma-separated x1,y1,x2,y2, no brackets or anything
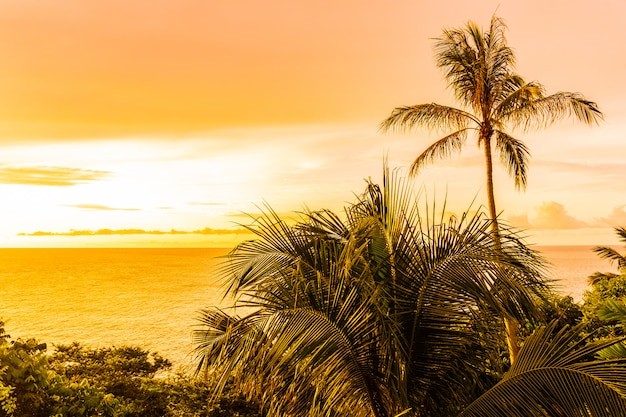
0,0,625,247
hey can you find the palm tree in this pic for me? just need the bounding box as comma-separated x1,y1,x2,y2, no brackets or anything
588,226,626,285
380,15,603,361
194,169,555,417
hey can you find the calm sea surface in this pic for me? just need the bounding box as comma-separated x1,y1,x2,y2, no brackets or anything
0,246,617,369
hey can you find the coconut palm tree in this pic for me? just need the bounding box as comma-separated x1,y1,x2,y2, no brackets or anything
380,15,603,361
380,15,602,236
194,169,555,417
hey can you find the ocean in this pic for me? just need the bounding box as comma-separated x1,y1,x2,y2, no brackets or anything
0,246,617,369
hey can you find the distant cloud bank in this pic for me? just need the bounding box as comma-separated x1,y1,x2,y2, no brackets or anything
18,227,253,237
0,166,109,186
506,202,626,230
63,204,139,211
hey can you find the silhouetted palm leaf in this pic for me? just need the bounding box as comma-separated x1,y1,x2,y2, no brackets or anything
194,167,550,417
589,227,626,284
459,321,626,417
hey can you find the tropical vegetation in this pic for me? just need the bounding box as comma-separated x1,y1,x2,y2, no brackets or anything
588,226,626,285
379,15,602,235
2,14,624,417
582,227,626,342
0,325,260,417
379,14,603,362
193,169,626,416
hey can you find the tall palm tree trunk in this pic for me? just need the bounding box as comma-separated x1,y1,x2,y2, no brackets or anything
483,136,500,242
483,136,520,363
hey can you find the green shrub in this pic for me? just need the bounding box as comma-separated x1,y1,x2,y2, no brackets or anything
0,337,49,416
0,319,260,416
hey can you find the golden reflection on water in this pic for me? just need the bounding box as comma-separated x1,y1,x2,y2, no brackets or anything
0,248,230,369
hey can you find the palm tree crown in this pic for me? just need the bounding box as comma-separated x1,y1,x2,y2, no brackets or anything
380,15,602,222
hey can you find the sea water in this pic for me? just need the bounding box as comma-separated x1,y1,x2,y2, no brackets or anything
0,248,230,369
0,246,617,368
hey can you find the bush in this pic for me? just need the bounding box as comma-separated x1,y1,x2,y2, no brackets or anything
582,273,626,338
0,337,49,417
0,319,261,416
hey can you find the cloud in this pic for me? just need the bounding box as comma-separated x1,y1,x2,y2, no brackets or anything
18,227,253,237
0,166,109,186
595,205,626,227
524,201,588,230
505,213,533,229
63,204,140,211
187,201,224,207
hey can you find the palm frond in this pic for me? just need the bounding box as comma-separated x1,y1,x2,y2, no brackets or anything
379,103,477,134
594,245,626,271
598,299,626,323
408,129,471,177
391,207,548,413
513,91,603,131
615,226,626,245
459,321,626,417
588,271,620,286
484,16,516,86
595,299,626,360
494,131,530,190
434,25,480,108
491,79,543,123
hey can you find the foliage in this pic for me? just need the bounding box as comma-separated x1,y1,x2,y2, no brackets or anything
380,15,602,363
589,226,626,285
49,343,171,397
47,343,259,417
523,294,583,335
0,320,259,416
583,228,626,339
583,273,626,327
46,376,122,417
458,321,626,417
194,169,554,417
0,323,16,416
0,337,49,416
380,14,602,191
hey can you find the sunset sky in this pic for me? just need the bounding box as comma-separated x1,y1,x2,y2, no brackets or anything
0,0,625,247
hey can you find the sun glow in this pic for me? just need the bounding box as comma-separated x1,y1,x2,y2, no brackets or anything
0,1,624,247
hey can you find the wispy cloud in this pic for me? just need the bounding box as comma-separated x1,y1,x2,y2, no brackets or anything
0,166,109,186
188,201,224,207
18,227,252,237
505,213,533,230
225,210,309,224
63,204,139,211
